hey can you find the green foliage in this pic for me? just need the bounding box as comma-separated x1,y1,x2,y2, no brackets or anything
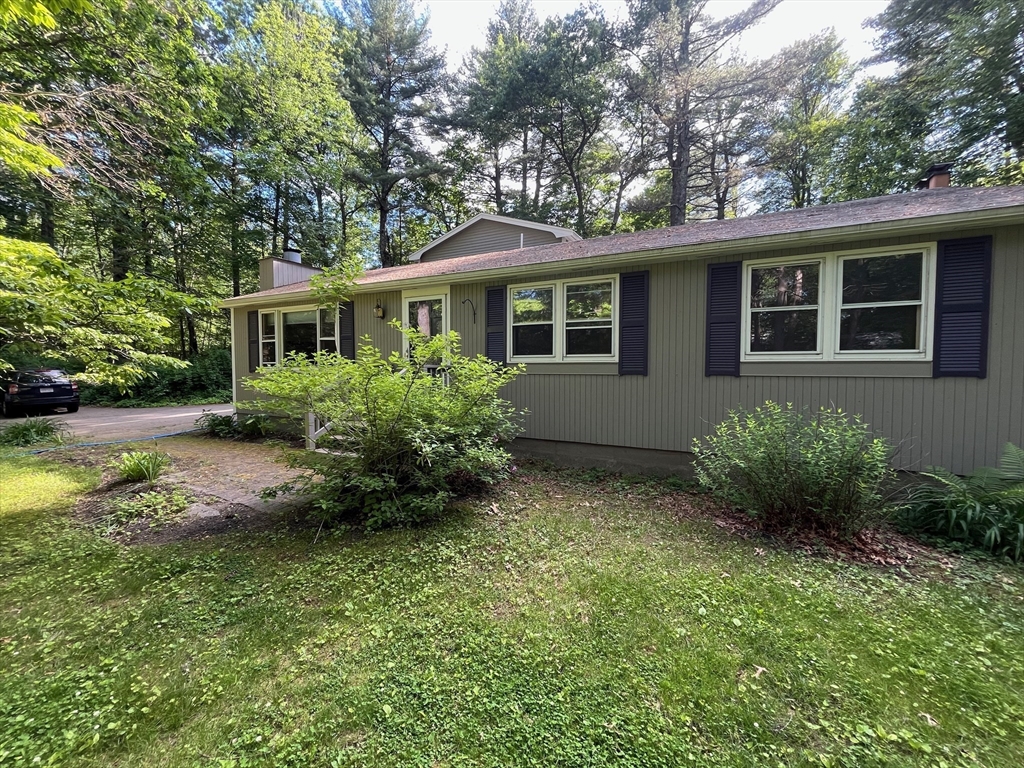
194,410,271,440
869,0,1023,176
308,256,363,306
2,449,1024,766
108,487,191,527
112,450,168,484
693,401,895,537
245,325,524,529
79,349,232,407
0,416,69,446
194,410,238,439
238,412,271,438
0,236,199,390
900,443,1024,562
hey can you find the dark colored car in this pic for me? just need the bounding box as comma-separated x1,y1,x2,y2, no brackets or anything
1,369,80,417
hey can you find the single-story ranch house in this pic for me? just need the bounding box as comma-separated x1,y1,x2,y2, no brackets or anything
224,181,1024,476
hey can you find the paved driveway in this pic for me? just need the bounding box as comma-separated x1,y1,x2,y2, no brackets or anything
54,404,233,442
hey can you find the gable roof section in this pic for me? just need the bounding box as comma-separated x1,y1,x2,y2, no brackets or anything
224,186,1024,305
408,213,581,262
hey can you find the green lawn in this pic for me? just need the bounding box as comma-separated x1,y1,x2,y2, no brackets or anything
1,451,1022,767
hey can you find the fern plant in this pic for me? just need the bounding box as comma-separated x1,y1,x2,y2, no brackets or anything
900,443,1024,562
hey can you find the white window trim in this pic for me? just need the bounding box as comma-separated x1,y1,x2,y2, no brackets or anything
741,243,937,363
259,304,338,366
401,288,450,356
508,275,619,364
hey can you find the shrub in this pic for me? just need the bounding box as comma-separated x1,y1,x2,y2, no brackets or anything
244,324,524,529
899,443,1024,562
0,417,70,447
692,401,895,537
239,413,272,438
114,451,169,484
195,410,239,438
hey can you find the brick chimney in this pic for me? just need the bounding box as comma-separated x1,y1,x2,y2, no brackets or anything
916,163,954,190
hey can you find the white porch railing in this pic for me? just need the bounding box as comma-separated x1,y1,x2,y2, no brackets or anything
305,412,333,451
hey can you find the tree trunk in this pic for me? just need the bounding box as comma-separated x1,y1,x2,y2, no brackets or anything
230,154,241,296
377,196,392,267
533,133,546,213
37,180,55,247
282,181,291,251
271,183,281,255
111,210,131,281
571,172,586,237
493,147,503,213
611,180,626,233
668,97,692,227
520,128,529,207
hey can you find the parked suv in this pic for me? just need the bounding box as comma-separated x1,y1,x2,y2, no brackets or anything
1,369,79,417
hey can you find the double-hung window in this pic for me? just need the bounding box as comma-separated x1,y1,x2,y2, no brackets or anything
838,252,924,353
319,308,337,354
509,276,618,362
260,311,277,365
258,305,340,366
742,244,934,362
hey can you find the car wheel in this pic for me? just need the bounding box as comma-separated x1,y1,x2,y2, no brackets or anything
67,404,79,414
1,400,21,418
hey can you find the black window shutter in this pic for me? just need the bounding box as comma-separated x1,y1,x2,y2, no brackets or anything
933,236,992,378
247,310,259,373
339,301,356,360
619,270,649,375
485,286,506,363
705,262,742,377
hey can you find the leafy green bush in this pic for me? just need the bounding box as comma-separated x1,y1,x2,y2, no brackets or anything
899,443,1024,562
693,401,895,537
195,410,240,438
113,451,169,484
0,417,70,447
238,413,271,438
194,411,272,440
245,325,524,529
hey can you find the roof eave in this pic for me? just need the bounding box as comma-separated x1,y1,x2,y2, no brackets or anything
222,204,1023,307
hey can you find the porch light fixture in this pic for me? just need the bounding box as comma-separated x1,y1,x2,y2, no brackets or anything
373,301,385,319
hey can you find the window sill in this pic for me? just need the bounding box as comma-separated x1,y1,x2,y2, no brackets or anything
740,360,933,378
519,362,620,375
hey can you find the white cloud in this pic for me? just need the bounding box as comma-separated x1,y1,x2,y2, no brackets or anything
423,0,893,76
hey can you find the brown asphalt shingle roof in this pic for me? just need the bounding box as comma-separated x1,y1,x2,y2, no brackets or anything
230,186,1024,302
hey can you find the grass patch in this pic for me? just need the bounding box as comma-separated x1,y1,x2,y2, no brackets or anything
0,454,1022,767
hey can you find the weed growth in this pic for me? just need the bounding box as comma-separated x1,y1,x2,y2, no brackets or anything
108,488,192,527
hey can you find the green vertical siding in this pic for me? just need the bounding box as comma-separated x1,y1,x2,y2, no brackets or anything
485,224,1023,474
421,219,561,262
230,223,1022,475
